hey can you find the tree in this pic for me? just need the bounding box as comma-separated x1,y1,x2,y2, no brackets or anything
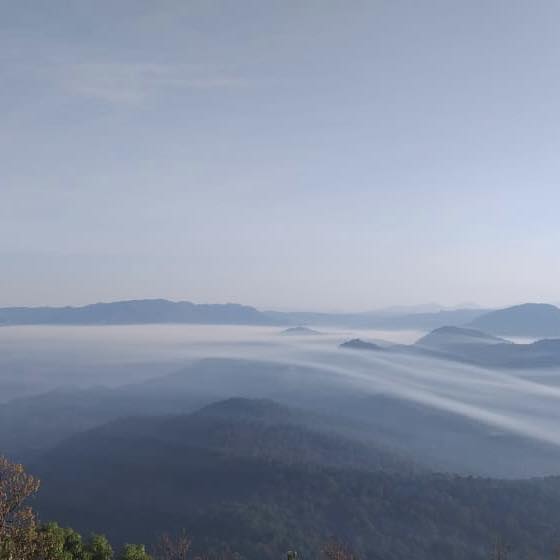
0,455,41,560
119,544,152,560
86,534,114,560
322,539,355,560
152,531,191,560
0,456,156,560
490,537,509,560
34,523,88,560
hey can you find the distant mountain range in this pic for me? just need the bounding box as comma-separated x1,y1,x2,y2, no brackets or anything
468,303,560,337
0,298,487,328
342,324,560,368
413,326,560,367
279,302,560,337
0,299,276,326
2,299,560,336
365,302,482,315
267,307,488,330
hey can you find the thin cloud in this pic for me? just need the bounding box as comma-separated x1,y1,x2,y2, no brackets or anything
60,62,245,104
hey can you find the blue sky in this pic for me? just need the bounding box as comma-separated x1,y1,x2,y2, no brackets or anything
2,1,560,310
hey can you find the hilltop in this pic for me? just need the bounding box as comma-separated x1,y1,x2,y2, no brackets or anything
280,326,322,335
27,397,560,560
339,338,384,351
468,303,560,337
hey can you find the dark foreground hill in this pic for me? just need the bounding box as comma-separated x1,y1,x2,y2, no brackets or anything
29,398,560,560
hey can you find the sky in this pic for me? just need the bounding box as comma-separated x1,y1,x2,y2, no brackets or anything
2,0,560,311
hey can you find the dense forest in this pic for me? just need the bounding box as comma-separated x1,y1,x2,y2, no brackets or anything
3,454,349,560
1,453,559,560
2,398,560,560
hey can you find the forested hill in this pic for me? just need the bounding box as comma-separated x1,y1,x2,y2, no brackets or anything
29,398,560,560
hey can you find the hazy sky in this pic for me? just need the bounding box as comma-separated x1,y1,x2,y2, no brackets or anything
2,1,560,311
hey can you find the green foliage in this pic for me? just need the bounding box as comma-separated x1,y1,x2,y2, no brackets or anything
35,522,87,560
0,455,40,560
118,544,152,560
86,534,114,560
0,456,153,560
3,522,155,560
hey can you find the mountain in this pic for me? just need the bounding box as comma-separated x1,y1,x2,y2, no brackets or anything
415,327,560,368
0,358,378,460
29,398,560,560
415,326,508,351
6,357,560,478
280,326,322,335
468,303,560,337
0,299,277,326
465,337,560,368
366,302,481,316
0,384,205,460
0,298,490,328
43,398,414,473
341,326,560,369
266,307,488,329
366,303,446,315
339,338,385,351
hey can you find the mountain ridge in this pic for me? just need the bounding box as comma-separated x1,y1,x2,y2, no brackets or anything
468,303,560,337
28,397,560,560
0,298,490,328
0,299,277,326
341,326,560,368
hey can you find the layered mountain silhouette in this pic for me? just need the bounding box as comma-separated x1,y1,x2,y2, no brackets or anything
28,397,560,560
468,303,560,337
6,357,560,478
0,299,276,325
267,307,487,330
35,398,413,473
0,298,489,328
342,325,560,368
4,299,560,334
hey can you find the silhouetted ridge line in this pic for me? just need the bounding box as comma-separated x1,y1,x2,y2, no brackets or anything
0,298,278,325
469,303,560,337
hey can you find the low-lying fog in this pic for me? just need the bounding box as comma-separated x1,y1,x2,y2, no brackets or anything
0,325,421,401
3,324,560,467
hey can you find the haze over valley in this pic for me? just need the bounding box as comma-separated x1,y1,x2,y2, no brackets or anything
3,1,560,558
3,300,560,557
4,300,560,474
